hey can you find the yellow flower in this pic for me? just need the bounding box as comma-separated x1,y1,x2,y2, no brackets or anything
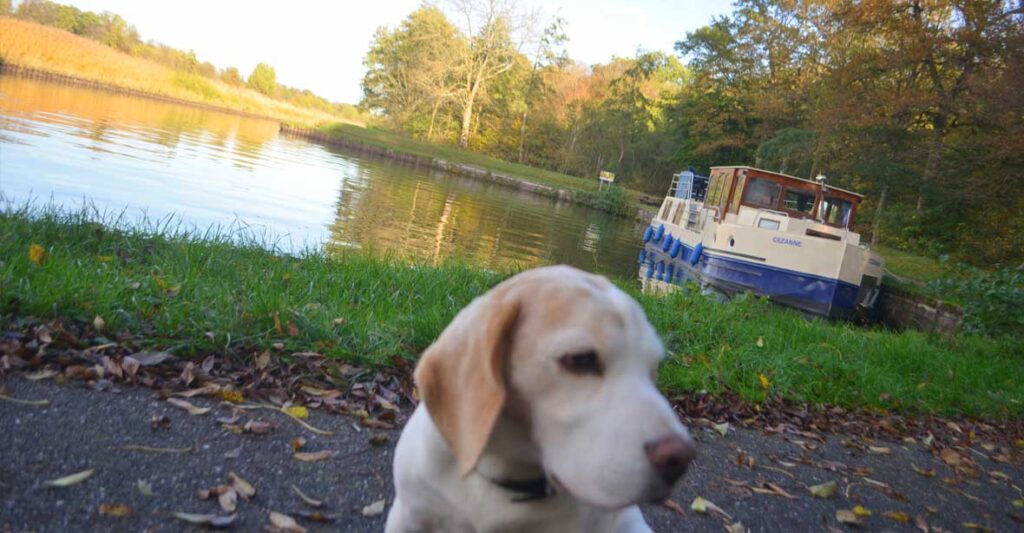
28,244,46,265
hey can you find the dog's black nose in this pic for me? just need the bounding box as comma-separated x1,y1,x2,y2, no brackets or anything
644,434,697,485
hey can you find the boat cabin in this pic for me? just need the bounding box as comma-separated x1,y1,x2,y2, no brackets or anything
703,166,862,229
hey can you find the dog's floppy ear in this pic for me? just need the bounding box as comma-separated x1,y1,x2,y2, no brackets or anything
414,287,520,476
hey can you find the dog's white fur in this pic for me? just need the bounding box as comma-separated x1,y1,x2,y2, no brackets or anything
386,266,694,532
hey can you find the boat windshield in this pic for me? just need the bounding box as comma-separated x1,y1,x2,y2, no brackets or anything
821,196,854,227
783,188,816,214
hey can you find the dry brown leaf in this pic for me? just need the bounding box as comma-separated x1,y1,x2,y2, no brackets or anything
836,509,860,526
25,369,59,381
255,350,271,370
292,485,323,507
228,472,255,500
361,499,386,517
962,523,991,532
809,480,838,499
43,469,94,487
98,503,132,517
726,522,748,533
93,315,106,331
136,479,154,496
911,463,936,477
166,398,210,415
713,422,730,437
292,437,307,451
293,451,335,462
940,448,962,467
661,499,685,515
287,321,300,338
218,489,237,513
170,512,236,528
269,511,307,533
868,446,891,455
914,515,929,533
883,511,910,523
243,419,274,434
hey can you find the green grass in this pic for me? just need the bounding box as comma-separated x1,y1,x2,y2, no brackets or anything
319,123,644,212
3,205,1022,418
875,244,952,285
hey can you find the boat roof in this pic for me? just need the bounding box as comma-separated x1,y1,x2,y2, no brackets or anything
710,166,865,198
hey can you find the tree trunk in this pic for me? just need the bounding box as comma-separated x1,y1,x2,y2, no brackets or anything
427,101,441,142
918,117,945,214
871,187,887,246
458,80,481,149
516,110,529,163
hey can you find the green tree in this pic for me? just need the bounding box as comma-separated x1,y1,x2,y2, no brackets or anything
247,63,277,96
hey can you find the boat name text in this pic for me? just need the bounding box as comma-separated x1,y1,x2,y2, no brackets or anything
772,237,803,247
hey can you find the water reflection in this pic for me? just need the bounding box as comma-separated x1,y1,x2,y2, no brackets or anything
0,76,641,278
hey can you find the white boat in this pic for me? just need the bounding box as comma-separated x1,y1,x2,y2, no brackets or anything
639,166,884,318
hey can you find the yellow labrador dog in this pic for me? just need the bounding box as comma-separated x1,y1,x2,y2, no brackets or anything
386,265,696,533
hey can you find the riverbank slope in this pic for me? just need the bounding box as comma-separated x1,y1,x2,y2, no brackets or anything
0,17,349,126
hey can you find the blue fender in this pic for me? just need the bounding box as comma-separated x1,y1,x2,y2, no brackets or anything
642,226,653,243
666,263,675,280
662,234,674,252
637,249,647,264
656,262,665,281
653,224,665,242
645,260,655,279
669,239,681,258
689,242,704,266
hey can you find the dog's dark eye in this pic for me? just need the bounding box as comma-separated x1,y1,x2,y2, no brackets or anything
558,350,603,376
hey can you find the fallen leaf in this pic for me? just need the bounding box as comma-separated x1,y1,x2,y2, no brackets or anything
218,489,237,513
809,480,838,499
1013,499,1024,508
962,523,991,532
914,515,929,533
243,419,274,434
911,463,936,477
294,451,335,462
285,406,309,419
988,471,1011,482
214,390,244,404
228,472,255,500
43,469,94,487
224,446,243,459
940,448,962,467
853,505,872,518
292,485,323,507
726,522,747,533
369,434,389,447
361,499,386,517
166,398,210,415
287,321,300,338
131,351,175,366
758,373,771,389
292,437,307,451
868,446,891,455
883,511,910,523
25,369,59,381
170,512,236,528
661,499,685,515
28,244,46,265
755,482,795,499
98,503,132,517
756,336,764,348
269,511,307,533
151,414,171,430
836,509,860,526
93,315,106,331
255,350,271,370
922,434,934,447
713,422,729,437
926,506,938,514
136,479,154,496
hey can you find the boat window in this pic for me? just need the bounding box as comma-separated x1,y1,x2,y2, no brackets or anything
783,188,816,214
742,178,782,209
705,171,730,210
729,174,746,214
821,197,854,227
672,202,687,225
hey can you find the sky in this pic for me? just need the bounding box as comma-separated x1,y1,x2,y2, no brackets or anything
64,0,734,104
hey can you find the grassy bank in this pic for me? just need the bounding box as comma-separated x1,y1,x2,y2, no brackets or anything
0,17,349,127
318,123,643,216
2,206,1021,418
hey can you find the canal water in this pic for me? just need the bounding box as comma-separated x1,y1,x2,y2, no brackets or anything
0,76,642,278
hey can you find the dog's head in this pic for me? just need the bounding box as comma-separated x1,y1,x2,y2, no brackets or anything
415,265,695,508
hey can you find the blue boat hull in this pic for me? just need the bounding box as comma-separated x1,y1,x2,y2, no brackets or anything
640,240,860,318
